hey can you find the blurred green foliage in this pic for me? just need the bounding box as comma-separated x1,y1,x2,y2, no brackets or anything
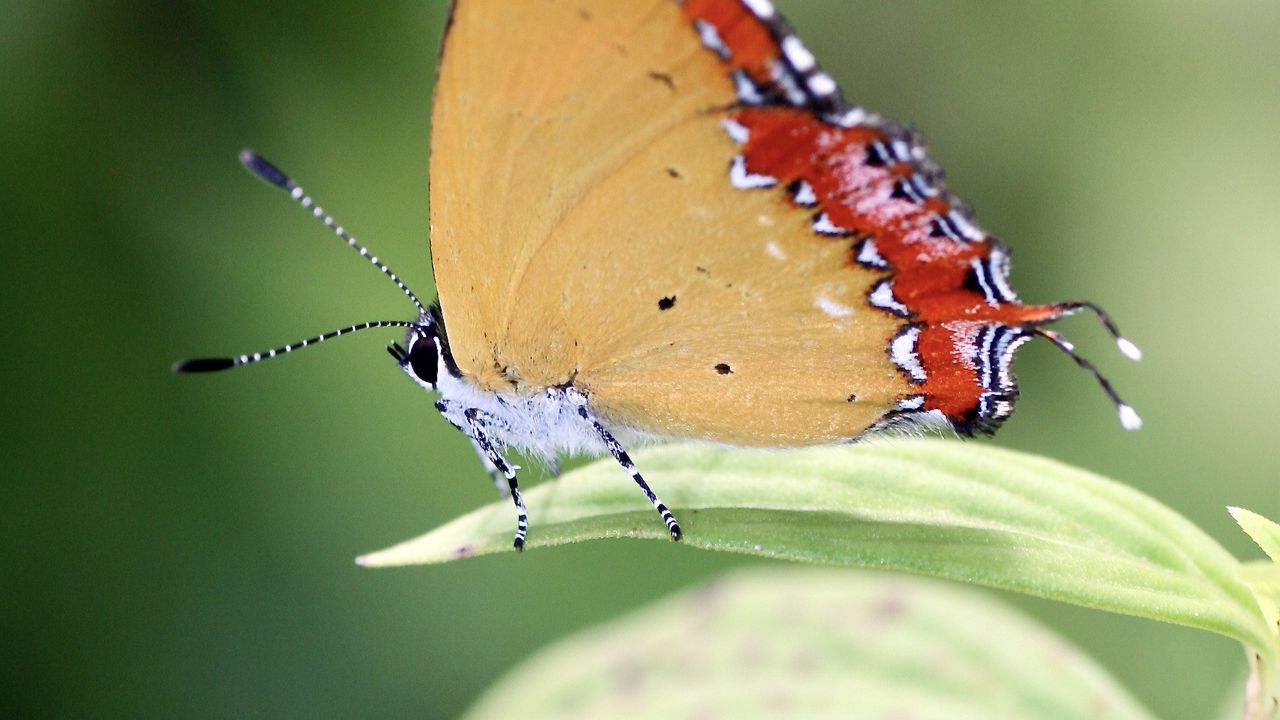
465,568,1156,720
3,1,1277,718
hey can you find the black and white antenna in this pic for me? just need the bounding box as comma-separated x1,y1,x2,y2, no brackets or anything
174,321,415,373
174,151,425,373
1034,327,1142,431
238,150,427,316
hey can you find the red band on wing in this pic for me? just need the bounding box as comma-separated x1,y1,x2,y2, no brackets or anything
681,1,1069,433
683,0,777,77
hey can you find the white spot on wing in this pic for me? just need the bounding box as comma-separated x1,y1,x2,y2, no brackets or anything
890,139,912,162
742,0,775,19
721,118,750,144
816,295,853,317
766,241,786,260
731,69,764,104
729,155,776,189
781,36,815,72
812,212,849,236
870,280,911,316
792,180,816,206
891,326,926,383
693,19,731,59
856,239,889,269
897,395,925,411
807,72,837,97
769,59,807,106
829,107,866,127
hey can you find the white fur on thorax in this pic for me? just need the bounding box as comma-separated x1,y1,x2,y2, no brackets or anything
400,328,659,463
429,369,659,463
435,372,600,460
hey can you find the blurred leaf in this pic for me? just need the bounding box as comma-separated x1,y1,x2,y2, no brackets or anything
1230,507,1280,718
360,440,1275,659
1239,561,1280,640
462,568,1156,720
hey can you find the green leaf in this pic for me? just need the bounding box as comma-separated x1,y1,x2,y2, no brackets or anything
1230,507,1280,718
358,440,1274,657
1239,561,1280,633
462,568,1157,720
1233,507,1280,563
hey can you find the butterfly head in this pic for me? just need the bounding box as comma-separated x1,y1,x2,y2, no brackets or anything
388,311,446,391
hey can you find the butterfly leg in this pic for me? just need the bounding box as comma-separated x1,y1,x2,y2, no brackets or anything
467,436,512,497
440,401,528,550
436,401,516,497
570,393,682,541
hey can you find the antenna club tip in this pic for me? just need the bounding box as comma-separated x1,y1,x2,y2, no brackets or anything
173,357,236,373
1116,337,1143,362
1118,404,1143,431
239,149,290,189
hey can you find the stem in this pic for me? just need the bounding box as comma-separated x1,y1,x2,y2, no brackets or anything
1243,649,1279,720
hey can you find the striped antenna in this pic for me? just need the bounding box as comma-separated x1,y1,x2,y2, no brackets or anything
1034,328,1142,431
174,321,415,373
239,150,427,316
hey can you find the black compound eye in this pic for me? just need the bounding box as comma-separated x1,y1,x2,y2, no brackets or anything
406,337,438,385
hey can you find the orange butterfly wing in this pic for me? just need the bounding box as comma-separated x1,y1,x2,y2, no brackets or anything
431,0,1075,443
430,1,910,445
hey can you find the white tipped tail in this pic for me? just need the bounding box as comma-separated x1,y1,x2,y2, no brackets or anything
1116,337,1142,362
1118,404,1143,431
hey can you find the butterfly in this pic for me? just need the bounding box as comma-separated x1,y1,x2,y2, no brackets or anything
178,0,1140,550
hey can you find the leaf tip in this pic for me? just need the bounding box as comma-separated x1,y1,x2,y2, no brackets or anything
1229,506,1280,564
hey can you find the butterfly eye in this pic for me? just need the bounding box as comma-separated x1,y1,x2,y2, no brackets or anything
405,336,439,386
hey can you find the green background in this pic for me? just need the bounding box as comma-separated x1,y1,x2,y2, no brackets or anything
4,1,1277,717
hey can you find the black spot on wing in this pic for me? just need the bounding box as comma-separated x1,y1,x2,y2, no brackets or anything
647,70,675,90
714,363,733,375
658,296,676,311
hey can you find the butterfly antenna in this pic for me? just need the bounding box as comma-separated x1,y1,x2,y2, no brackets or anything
174,321,415,373
239,149,428,316
1058,300,1142,361
1034,328,1142,431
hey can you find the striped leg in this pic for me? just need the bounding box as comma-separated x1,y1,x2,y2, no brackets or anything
468,436,512,496
461,408,529,550
573,398,682,541
436,401,515,497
